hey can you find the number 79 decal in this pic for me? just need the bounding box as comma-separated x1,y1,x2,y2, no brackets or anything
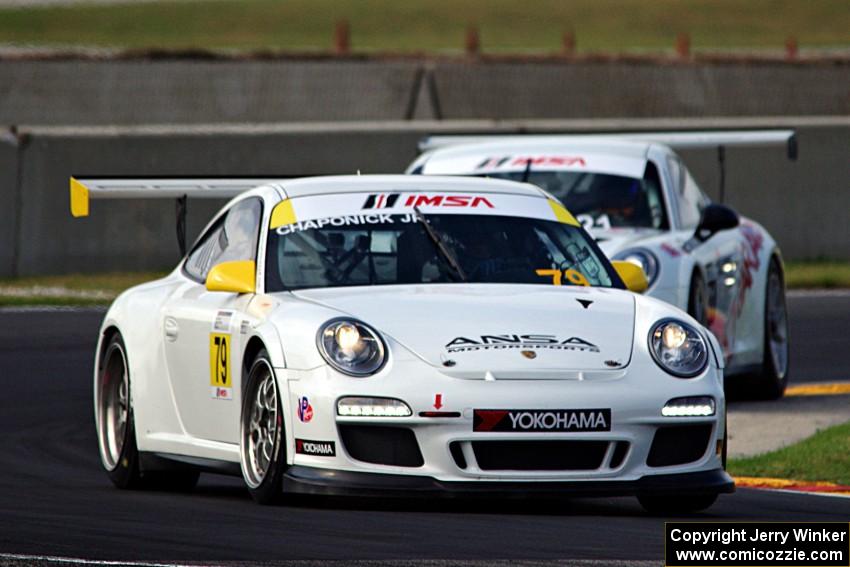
535,269,590,286
209,333,233,400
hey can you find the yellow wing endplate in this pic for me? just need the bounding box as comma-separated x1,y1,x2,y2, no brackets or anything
70,177,90,218
548,199,580,227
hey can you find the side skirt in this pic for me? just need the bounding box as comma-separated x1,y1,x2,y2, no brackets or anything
139,451,242,477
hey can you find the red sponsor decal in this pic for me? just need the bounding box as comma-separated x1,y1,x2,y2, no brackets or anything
473,410,509,431
717,221,764,356
660,243,681,258
297,396,313,423
476,156,586,170
510,156,586,168
403,194,494,208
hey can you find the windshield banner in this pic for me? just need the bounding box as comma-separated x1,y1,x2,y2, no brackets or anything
269,192,578,232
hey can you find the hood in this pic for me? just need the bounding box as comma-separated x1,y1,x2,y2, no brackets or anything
292,284,635,378
591,227,663,257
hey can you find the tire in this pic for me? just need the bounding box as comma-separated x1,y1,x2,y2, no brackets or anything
638,493,718,515
239,349,287,505
96,332,199,491
687,271,709,326
746,257,790,400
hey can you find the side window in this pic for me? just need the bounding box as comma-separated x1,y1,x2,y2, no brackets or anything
184,198,263,282
666,155,683,196
643,161,670,230
679,168,708,229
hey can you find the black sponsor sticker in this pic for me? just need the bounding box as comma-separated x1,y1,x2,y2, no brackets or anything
446,334,599,353
295,438,336,457
473,408,611,432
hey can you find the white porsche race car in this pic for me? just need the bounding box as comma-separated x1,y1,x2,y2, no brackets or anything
408,131,794,399
72,174,732,512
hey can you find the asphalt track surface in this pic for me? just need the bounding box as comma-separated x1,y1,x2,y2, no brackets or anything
1,293,849,564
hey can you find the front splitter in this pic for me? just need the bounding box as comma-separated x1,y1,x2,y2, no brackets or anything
282,466,735,499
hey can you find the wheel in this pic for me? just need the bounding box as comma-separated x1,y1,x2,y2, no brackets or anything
96,332,199,491
746,257,789,399
638,493,718,515
240,349,287,505
687,271,709,326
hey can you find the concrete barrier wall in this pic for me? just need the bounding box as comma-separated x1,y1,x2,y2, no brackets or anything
0,58,849,125
4,116,849,277
0,60,421,125
432,61,850,119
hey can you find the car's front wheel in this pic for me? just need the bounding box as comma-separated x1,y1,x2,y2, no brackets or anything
96,332,198,490
240,349,287,505
637,493,718,515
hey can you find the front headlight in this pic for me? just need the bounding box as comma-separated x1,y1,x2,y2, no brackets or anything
648,319,708,378
613,248,659,287
317,319,386,377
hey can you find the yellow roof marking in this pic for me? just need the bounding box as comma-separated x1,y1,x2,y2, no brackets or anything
548,199,580,227
269,199,296,229
70,177,89,217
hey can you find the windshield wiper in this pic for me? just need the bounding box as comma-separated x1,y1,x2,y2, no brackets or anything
413,207,468,282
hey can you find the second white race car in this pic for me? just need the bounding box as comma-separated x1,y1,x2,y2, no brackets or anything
408,132,793,399
72,174,732,512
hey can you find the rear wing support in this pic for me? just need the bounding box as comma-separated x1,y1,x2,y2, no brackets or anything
70,177,283,257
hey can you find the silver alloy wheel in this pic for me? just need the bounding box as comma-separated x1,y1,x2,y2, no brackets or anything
766,268,789,379
98,343,129,470
241,360,280,489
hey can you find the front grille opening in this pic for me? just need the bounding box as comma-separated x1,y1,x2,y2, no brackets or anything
609,441,630,469
449,441,467,470
471,440,608,471
647,424,712,467
338,425,424,467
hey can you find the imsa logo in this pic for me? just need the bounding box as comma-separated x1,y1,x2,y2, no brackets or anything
474,409,611,432
295,439,336,457
362,193,494,210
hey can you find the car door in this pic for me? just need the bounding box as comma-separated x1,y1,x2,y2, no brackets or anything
163,197,263,444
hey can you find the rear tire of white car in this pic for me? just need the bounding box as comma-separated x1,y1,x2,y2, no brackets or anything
687,271,709,326
97,333,199,491
637,493,718,515
240,349,287,505
746,257,790,400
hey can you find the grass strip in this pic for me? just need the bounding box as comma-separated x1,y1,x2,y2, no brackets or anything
785,261,850,290
0,0,848,52
729,420,850,486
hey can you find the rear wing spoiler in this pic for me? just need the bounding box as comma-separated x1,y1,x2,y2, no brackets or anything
418,130,798,160
70,177,285,255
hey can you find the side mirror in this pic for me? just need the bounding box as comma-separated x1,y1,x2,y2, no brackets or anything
205,260,256,294
695,203,739,242
612,260,649,294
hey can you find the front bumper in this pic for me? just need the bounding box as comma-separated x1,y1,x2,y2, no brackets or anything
283,466,735,498
281,353,727,489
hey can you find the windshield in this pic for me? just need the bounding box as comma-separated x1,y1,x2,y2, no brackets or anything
265,211,620,291
479,170,668,231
